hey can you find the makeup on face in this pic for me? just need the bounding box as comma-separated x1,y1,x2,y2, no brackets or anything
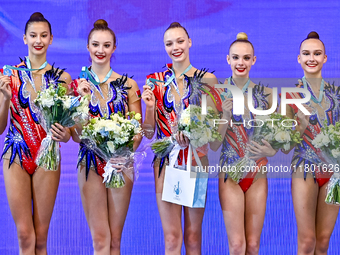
24,22,52,56
88,30,115,64
164,28,191,63
228,42,255,78
299,39,326,75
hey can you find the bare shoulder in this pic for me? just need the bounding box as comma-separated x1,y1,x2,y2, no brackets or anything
127,77,138,88
202,71,218,86
203,71,217,79
60,71,72,85
263,85,273,95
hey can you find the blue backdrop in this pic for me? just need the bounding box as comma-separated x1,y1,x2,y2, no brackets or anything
0,0,340,254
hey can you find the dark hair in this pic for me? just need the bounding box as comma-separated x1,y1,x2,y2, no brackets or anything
300,31,325,52
229,32,254,54
164,22,190,38
87,19,117,46
24,12,52,34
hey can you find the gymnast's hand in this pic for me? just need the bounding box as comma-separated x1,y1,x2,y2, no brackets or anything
77,78,91,96
248,139,277,160
296,104,313,128
51,123,71,143
0,72,12,100
142,84,155,108
175,131,189,149
221,98,233,121
109,157,126,173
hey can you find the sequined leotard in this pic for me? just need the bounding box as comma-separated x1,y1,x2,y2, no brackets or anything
72,67,141,179
1,60,66,174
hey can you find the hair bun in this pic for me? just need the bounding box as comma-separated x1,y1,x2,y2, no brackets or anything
307,31,319,39
30,12,44,20
165,22,190,38
169,22,181,27
236,32,248,41
25,12,51,34
94,19,108,29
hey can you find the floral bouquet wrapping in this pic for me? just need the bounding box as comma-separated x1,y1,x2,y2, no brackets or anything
80,112,142,188
34,84,89,171
151,105,222,157
228,113,302,182
311,121,340,205
252,113,302,150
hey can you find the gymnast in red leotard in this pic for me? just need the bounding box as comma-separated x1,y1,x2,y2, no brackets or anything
0,12,72,254
70,19,142,254
142,22,218,254
283,31,340,255
210,32,277,254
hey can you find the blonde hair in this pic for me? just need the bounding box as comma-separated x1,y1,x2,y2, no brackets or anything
229,32,254,54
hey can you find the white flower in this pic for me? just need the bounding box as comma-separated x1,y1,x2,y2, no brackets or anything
328,125,335,133
331,149,340,158
321,135,330,147
264,133,274,142
283,143,290,151
202,128,212,140
63,97,72,110
190,131,200,141
107,141,116,153
105,122,121,133
312,134,324,148
274,131,291,143
183,117,191,126
93,120,106,134
197,114,206,123
40,92,55,108
197,136,209,147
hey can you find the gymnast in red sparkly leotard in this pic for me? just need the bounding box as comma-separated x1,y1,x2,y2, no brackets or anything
142,22,218,254
1,58,68,174
284,31,340,254
0,13,72,254
210,32,277,254
69,19,142,254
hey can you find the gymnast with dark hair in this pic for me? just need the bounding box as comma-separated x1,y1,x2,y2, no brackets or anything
70,19,142,255
283,31,340,255
0,12,72,254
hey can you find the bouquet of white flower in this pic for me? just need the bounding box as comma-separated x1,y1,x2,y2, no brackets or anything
228,113,302,182
312,121,340,205
80,112,142,188
35,84,89,171
151,105,222,158
253,113,302,150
